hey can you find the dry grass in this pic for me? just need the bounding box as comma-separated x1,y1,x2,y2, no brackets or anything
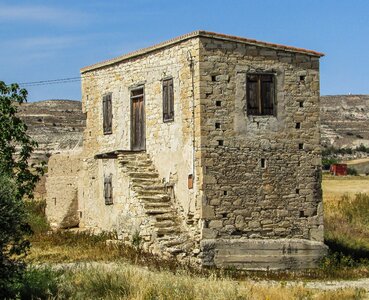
322,175,369,203
323,175,369,263
44,263,367,300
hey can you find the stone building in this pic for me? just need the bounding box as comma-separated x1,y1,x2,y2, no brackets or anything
46,31,327,269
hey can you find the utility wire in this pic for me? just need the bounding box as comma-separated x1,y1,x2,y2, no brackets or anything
18,61,186,87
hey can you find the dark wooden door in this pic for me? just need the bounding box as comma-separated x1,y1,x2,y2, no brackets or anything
131,88,145,150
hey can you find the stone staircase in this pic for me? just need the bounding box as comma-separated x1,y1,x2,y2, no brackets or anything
117,152,193,256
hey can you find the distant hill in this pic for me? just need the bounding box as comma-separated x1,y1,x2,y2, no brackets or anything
17,100,85,164
320,95,369,149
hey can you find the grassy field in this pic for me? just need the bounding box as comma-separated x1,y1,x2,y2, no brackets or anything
13,263,366,300
322,174,369,260
322,174,369,202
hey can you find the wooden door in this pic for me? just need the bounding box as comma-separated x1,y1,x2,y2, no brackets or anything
131,88,145,150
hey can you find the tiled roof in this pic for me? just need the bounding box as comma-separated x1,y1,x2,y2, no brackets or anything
81,30,324,73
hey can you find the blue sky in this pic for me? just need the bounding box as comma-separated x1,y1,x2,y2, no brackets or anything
1,0,369,101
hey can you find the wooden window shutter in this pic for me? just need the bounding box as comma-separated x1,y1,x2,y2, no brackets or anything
168,79,174,120
103,94,113,134
163,78,174,122
246,75,259,115
104,175,113,205
260,75,274,115
247,74,275,116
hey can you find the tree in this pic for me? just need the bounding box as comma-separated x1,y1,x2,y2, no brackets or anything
0,81,43,198
0,81,43,296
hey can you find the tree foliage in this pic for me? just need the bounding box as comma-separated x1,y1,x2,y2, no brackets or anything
0,81,44,198
0,81,43,297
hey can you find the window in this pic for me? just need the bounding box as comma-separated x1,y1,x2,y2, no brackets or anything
246,73,275,115
163,78,174,122
104,175,113,205
102,93,112,134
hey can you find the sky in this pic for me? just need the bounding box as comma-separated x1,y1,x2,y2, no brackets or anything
1,0,369,102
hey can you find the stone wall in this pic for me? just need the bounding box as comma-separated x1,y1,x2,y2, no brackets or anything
46,152,82,228
80,38,203,239
197,37,326,268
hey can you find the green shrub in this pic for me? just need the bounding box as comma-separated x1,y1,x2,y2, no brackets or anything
25,200,50,234
322,157,339,170
347,167,358,176
15,266,61,300
0,176,31,299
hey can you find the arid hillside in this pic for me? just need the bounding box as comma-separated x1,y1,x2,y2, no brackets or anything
320,95,369,149
17,100,85,163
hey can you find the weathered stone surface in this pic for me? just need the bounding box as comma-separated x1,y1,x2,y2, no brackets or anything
46,152,81,228
200,238,328,270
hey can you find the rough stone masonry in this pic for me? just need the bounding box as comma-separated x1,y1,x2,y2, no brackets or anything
46,31,327,270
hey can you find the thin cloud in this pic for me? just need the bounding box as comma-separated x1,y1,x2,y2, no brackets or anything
0,4,90,25
4,36,84,51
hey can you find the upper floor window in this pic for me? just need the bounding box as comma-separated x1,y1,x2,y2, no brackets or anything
162,78,174,122
246,74,275,116
102,93,112,134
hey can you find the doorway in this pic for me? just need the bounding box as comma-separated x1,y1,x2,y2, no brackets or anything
131,87,145,151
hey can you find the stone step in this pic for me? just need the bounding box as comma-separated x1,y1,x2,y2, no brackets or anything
146,207,173,215
137,189,167,196
166,247,184,255
154,213,176,221
154,220,176,228
138,195,171,202
125,165,156,172
156,226,180,235
138,185,166,191
128,172,158,179
131,178,160,185
157,234,183,244
122,159,152,165
144,202,171,209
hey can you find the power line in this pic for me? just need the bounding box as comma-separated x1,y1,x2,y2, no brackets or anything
18,61,187,87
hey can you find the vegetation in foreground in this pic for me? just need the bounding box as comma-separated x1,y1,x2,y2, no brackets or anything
0,82,43,298
8,263,367,300
324,193,369,260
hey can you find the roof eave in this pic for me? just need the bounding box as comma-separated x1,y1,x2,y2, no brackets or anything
80,30,324,74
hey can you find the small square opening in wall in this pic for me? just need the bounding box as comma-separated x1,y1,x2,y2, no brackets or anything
218,140,224,146
223,190,228,196
295,122,301,129
299,143,304,150
211,75,217,82
299,101,304,108
299,75,306,82
216,100,222,107
296,188,300,194
215,122,221,129
299,211,305,218
261,158,266,168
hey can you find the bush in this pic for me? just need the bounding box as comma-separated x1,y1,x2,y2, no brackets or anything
14,266,61,300
347,167,358,176
322,157,339,170
24,200,49,234
0,176,31,299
